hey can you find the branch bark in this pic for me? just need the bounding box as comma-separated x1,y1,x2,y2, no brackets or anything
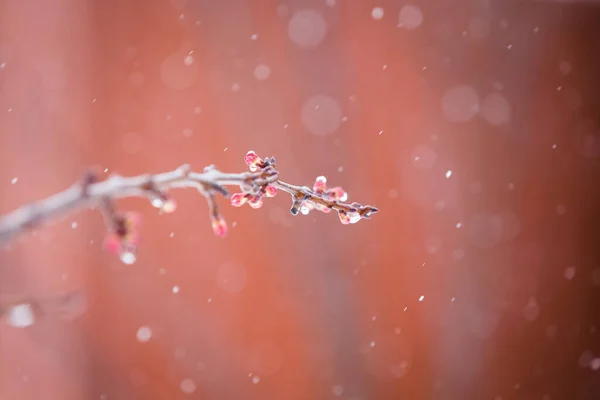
0,151,378,252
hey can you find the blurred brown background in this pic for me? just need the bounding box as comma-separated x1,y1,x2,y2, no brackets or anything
1,0,600,399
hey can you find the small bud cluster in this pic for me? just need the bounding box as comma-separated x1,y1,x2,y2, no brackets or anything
103,188,180,263
102,179,186,262
298,176,361,224
102,211,143,264
230,151,278,210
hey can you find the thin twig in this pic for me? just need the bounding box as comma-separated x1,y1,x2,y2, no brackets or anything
0,164,276,244
0,151,378,259
273,180,378,218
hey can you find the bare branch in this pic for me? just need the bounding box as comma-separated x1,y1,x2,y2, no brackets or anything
274,180,379,221
0,151,378,264
0,164,276,244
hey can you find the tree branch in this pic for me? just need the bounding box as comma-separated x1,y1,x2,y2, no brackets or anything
0,151,379,264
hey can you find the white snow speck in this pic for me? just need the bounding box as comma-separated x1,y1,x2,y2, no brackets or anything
288,9,327,48
398,5,423,29
180,378,196,393
564,267,576,280
371,7,384,20
481,93,512,125
332,385,344,396
301,95,342,136
136,326,152,342
254,64,271,81
5,304,35,328
120,251,136,265
559,61,571,75
441,85,479,122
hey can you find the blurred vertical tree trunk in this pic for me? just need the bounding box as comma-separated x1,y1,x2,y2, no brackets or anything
0,0,93,398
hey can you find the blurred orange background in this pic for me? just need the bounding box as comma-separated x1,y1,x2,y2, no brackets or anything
2,0,600,399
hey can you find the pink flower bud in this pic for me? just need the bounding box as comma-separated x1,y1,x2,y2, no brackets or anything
230,193,248,207
313,176,327,193
245,150,259,164
102,233,122,255
338,210,351,225
244,150,264,172
327,187,348,202
248,196,264,209
264,185,278,197
211,215,228,237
